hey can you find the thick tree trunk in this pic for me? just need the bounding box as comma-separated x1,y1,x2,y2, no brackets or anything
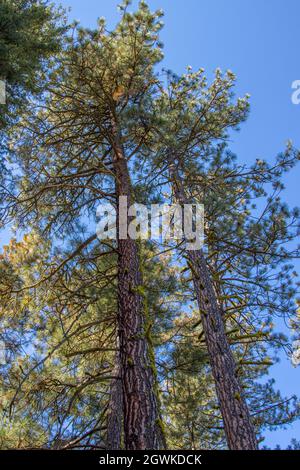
170,160,258,450
111,120,164,450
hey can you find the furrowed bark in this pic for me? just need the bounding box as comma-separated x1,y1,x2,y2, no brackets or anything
111,119,164,450
169,159,258,450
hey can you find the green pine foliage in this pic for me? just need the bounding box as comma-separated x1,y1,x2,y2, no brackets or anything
0,0,66,128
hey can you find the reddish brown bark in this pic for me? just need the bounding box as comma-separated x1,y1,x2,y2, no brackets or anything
111,120,164,450
170,160,258,450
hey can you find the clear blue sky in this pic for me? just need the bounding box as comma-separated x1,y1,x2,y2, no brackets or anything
1,0,300,448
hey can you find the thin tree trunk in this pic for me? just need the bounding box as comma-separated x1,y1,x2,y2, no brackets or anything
111,119,164,450
169,159,258,450
106,345,123,450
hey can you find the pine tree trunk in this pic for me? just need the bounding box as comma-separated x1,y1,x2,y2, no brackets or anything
111,120,164,450
106,346,123,450
169,160,258,450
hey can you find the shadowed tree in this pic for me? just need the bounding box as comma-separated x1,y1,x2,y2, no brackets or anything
0,0,66,129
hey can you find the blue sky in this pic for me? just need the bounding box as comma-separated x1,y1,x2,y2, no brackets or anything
1,0,299,448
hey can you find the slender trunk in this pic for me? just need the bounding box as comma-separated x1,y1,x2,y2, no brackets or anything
106,345,123,450
111,119,164,450
169,160,258,450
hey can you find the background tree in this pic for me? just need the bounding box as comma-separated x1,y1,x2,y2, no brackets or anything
0,0,66,129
